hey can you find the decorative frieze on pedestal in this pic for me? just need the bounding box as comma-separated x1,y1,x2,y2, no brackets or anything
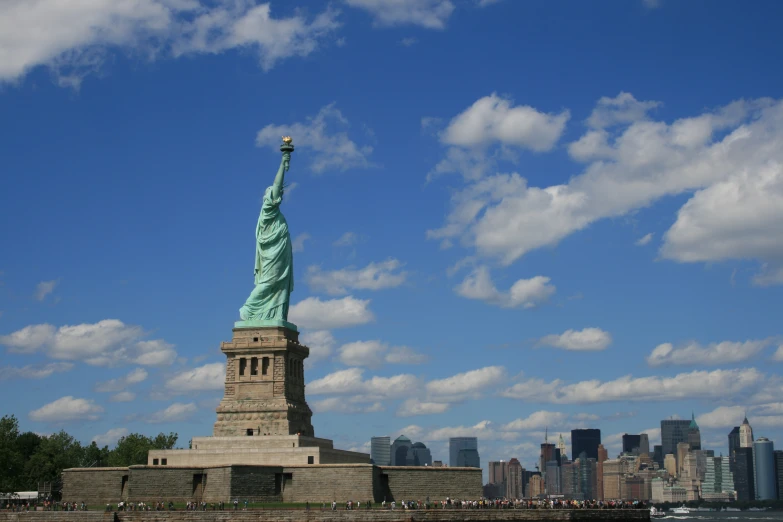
213,326,314,437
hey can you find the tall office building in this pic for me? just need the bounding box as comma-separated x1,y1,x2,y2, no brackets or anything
652,445,663,468
773,450,783,501
571,429,601,461
370,436,391,466
639,433,650,456
557,434,567,460
391,435,412,466
409,442,433,466
687,413,701,451
622,434,642,455
731,446,755,501
540,442,556,472
728,427,741,456
740,416,754,448
753,437,776,500
661,419,691,458
596,444,608,500
507,458,523,499
701,456,735,501
489,460,509,488
449,437,480,468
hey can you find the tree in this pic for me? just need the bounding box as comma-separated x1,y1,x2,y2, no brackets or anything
82,442,110,468
108,432,178,467
24,431,85,488
0,415,23,493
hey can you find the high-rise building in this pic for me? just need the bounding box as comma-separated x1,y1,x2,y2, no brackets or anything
702,456,735,501
731,446,755,501
622,434,642,455
370,436,391,466
652,445,663,468
571,429,601,461
528,474,544,498
578,456,597,500
561,460,579,497
639,434,650,456
687,413,701,451
557,433,567,460
728,426,741,456
740,416,754,448
507,458,523,499
391,435,412,466
458,448,481,468
664,454,677,477
540,442,556,473
753,437,776,500
408,442,432,466
676,442,690,475
489,460,509,489
545,460,560,495
449,437,479,468
661,419,691,458
596,444,608,500
773,450,783,501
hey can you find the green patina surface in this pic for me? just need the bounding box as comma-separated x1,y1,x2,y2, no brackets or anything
234,319,298,332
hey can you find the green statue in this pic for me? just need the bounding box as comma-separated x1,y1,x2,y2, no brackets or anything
238,137,296,328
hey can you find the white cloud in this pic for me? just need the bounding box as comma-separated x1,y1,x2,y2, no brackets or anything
426,365,505,400
110,391,136,402
539,328,612,351
0,319,177,366
337,340,427,367
29,396,103,423
95,368,149,392
586,92,661,129
429,96,783,277
396,399,450,417
635,233,653,246
696,406,746,429
166,362,225,393
292,233,310,253
300,330,336,364
344,0,455,29
502,368,762,404
455,266,555,308
333,232,359,246
289,296,374,329
646,339,770,367
311,397,384,414
35,280,58,301
502,410,568,431
0,362,73,380
425,420,514,442
774,345,783,361
92,427,129,448
0,0,340,86
399,37,417,47
148,402,197,423
308,368,419,399
306,259,406,295
256,104,373,173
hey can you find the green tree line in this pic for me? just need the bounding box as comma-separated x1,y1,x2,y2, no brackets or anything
0,415,177,493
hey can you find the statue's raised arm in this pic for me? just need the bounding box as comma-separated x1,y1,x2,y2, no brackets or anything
238,137,297,329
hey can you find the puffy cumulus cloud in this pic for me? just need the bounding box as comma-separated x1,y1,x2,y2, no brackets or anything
431,94,569,180
337,340,427,368
455,266,555,308
0,362,73,380
307,368,420,400
426,420,516,442
110,391,136,402
148,402,197,423
698,404,783,429
92,427,129,448
661,162,783,285
539,328,612,351
29,396,103,423
774,345,783,361
310,397,384,414
344,0,454,29
291,233,310,253
696,405,746,429
646,339,770,367
585,92,661,129
257,104,373,174
35,280,58,301
501,368,762,404
0,319,177,367
396,399,450,417
95,368,149,393
0,0,340,86
305,259,406,295
300,330,336,365
426,366,505,400
166,362,225,393
502,410,568,431
289,296,374,330
430,96,783,278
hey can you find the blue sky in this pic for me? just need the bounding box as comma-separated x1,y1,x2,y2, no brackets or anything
2,0,783,473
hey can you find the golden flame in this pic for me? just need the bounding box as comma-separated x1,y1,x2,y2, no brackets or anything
282,136,293,144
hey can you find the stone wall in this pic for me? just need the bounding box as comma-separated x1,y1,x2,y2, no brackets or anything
228,466,281,502
281,465,377,503
126,467,203,502
0,509,651,522
61,468,128,504
380,467,483,501
201,467,231,503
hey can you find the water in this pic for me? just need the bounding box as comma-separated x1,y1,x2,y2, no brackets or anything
657,512,783,522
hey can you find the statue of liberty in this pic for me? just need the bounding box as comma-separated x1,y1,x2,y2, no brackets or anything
239,137,295,325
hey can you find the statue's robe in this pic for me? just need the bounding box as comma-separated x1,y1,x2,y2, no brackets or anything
239,186,294,321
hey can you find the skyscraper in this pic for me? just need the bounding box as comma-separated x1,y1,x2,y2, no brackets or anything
653,445,663,468
731,446,755,501
596,444,608,500
753,437,776,500
571,429,601,461
639,433,650,456
449,437,479,468
728,426,741,456
391,435,412,466
622,434,642,455
507,458,523,499
489,460,509,495
370,436,391,466
409,442,432,466
661,419,691,458
687,413,701,451
740,415,754,448
773,450,783,501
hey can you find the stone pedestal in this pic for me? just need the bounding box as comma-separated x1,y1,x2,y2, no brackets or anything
213,326,314,437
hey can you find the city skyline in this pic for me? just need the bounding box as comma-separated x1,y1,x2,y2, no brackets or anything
1,0,783,483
